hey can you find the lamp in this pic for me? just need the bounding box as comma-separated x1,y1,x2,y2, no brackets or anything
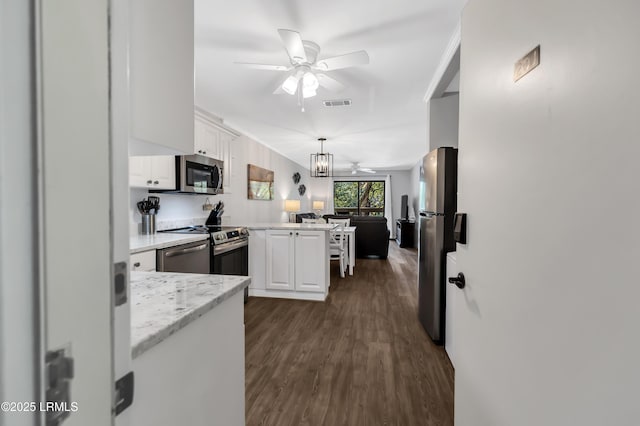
310,137,333,178
313,200,325,219
284,199,301,223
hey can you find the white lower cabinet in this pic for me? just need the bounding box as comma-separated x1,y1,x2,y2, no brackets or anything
129,155,175,189
131,291,245,426
248,229,266,291
264,230,328,297
265,230,296,290
294,231,326,292
130,250,156,272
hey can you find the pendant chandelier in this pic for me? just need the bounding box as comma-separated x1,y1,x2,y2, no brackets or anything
310,137,333,178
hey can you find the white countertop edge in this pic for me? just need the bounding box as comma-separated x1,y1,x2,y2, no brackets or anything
237,222,338,231
130,272,250,359
130,233,209,254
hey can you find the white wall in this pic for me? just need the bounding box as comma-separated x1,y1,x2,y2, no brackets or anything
455,0,640,425
429,93,459,151
130,134,317,232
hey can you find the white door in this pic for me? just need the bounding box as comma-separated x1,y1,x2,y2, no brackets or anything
444,252,458,367
266,230,295,290
39,0,114,424
455,1,640,425
294,231,325,292
1,2,40,424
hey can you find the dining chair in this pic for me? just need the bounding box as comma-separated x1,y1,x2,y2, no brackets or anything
327,218,350,227
328,218,350,271
329,223,347,278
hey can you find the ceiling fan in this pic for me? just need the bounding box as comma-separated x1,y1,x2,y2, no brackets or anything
235,29,369,111
351,163,376,174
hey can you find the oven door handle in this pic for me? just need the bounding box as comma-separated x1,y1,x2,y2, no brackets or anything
164,243,209,257
213,239,248,255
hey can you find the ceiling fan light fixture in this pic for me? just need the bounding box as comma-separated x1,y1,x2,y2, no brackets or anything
301,72,319,98
302,87,317,99
282,74,300,95
303,72,319,90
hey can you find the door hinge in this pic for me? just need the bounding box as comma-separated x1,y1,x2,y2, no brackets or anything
45,347,74,426
114,372,134,415
114,261,127,307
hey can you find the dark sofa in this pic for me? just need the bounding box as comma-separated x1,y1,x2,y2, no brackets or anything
324,214,390,259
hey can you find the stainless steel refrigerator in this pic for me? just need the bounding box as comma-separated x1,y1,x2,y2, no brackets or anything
418,147,458,344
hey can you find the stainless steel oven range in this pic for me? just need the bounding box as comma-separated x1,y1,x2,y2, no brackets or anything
158,225,249,301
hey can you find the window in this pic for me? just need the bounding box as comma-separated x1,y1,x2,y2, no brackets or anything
333,181,385,216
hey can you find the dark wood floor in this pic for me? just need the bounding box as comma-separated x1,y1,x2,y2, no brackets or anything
244,243,454,426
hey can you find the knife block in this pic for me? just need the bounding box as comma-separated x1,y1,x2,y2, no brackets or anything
207,217,221,226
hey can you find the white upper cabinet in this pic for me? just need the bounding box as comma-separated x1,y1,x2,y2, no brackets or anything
194,116,220,158
129,155,176,189
194,109,238,193
127,0,194,155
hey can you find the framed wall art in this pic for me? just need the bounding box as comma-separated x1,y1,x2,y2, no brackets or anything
247,164,274,200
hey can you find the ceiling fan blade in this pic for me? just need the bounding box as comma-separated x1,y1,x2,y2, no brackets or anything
316,50,369,71
351,169,357,175
316,73,346,92
278,29,307,63
234,62,289,71
360,168,376,174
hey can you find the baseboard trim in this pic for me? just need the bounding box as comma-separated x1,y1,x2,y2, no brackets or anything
249,288,327,302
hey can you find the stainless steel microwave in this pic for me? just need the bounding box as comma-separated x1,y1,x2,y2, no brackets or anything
177,154,223,195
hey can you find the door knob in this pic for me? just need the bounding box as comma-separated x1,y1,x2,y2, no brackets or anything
448,273,466,289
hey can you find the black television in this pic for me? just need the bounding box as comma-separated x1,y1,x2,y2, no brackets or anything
401,194,409,220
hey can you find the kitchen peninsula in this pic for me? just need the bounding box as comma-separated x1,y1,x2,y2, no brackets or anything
246,223,335,301
129,271,250,426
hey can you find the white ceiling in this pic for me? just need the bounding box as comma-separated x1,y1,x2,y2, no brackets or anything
195,0,466,171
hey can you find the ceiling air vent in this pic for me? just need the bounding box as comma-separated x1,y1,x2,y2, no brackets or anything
323,99,352,107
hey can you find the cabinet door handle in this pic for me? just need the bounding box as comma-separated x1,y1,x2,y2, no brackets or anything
295,232,299,236
153,180,159,185
146,180,152,185
133,262,141,268
203,151,207,155
289,232,293,236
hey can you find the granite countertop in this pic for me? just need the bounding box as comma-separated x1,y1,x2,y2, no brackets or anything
239,223,338,231
130,271,251,359
130,233,209,254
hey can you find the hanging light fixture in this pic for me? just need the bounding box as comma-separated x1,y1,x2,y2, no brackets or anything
310,137,333,178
